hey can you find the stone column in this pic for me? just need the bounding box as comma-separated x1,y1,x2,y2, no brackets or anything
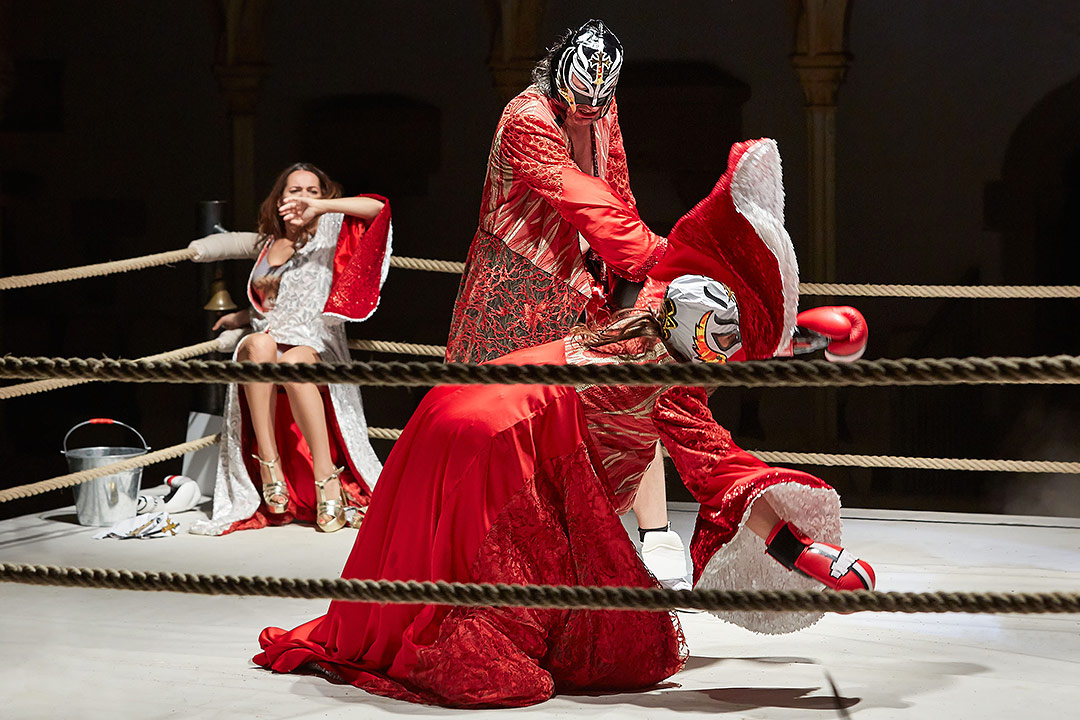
483,0,547,104
791,1,852,451
791,0,851,284
208,0,270,229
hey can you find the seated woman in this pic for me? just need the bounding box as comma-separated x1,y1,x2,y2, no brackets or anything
188,163,392,535
254,140,875,707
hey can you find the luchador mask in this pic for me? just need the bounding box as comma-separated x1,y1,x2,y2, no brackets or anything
555,20,623,116
660,275,743,363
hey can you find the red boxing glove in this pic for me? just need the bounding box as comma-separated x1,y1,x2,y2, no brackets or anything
765,521,876,591
795,306,868,362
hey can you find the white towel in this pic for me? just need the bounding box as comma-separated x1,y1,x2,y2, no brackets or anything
93,511,181,540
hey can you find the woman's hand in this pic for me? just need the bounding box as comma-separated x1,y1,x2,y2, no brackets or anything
279,197,325,228
212,309,251,331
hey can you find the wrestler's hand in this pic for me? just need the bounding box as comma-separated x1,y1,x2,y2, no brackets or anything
212,309,251,331
795,306,868,362
279,197,324,228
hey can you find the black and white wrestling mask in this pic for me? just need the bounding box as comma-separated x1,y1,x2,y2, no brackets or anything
660,275,744,363
555,19,623,117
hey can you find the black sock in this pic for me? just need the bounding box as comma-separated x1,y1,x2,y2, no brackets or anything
638,524,670,543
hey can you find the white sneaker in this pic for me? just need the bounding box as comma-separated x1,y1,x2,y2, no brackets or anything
660,576,692,592
640,529,691,587
641,530,699,612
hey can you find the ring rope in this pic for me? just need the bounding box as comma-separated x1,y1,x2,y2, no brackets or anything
1,247,1078,299
349,339,446,358
0,337,226,401
2,354,1080,387
367,428,1080,475
387,256,1080,299
750,450,1080,474
0,434,220,503
367,426,404,441
1,562,1077,614
4,428,1076,506
389,255,466,274
798,282,1080,299
0,248,198,291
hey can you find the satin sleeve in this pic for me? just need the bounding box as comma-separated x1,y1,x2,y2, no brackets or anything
500,113,666,282
650,386,771,509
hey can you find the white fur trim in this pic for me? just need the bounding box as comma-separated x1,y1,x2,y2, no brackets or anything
694,483,842,634
730,140,800,356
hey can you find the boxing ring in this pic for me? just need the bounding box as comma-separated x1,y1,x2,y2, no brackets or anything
1,250,1079,718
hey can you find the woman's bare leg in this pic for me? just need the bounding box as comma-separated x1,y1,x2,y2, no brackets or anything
745,495,782,539
632,443,669,529
632,443,692,590
237,333,285,504
278,346,340,523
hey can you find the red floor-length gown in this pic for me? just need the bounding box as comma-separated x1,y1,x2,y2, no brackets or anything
254,333,839,707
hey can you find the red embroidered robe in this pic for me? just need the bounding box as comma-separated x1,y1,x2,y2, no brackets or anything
445,88,666,362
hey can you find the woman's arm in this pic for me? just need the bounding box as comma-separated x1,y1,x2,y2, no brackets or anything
279,196,385,227
212,308,251,331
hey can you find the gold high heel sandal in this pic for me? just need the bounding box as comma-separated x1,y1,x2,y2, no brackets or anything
253,454,289,514
314,466,347,533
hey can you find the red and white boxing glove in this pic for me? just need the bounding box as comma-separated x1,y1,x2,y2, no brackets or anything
765,521,876,591
795,306,868,362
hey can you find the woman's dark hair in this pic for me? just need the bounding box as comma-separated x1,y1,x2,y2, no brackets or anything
256,162,343,248
570,307,680,359
531,27,577,98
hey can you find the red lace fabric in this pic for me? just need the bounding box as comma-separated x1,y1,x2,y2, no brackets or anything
408,443,685,707
445,230,588,363
571,336,837,586
650,386,833,583
446,89,665,363
226,387,371,533
325,195,392,322
255,340,686,707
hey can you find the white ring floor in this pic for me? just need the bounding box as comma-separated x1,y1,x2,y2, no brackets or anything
1,502,1078,719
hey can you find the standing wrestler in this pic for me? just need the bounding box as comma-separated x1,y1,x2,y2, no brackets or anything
446,20,687,586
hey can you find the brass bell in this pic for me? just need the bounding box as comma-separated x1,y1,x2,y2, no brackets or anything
203,277,238,311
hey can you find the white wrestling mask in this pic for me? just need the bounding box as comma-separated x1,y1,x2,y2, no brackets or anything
660,274,743,363
555,19,623,116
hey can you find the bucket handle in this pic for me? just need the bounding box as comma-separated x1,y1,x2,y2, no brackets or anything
62,418,150,455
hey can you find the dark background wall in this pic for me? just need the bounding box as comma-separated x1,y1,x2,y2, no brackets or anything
2,1,1078,520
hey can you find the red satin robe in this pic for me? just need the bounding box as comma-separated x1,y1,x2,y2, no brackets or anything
254,335,836,707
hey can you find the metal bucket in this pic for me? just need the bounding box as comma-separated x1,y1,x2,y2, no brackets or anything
63,419,150,527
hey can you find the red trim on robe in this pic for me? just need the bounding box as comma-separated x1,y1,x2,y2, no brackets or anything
325,194,392,322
